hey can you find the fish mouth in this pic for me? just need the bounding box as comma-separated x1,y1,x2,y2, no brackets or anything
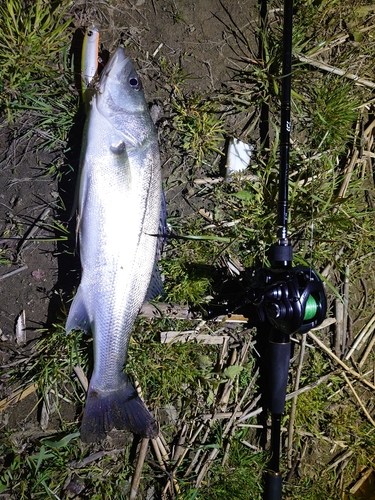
102,46,128,81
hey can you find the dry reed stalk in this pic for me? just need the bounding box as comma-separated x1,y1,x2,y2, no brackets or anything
338,149,360,199
335,299,344,356
73,365,88,392
296,54,375,89
342,372,375,427
358,334,375,369
140,301,248,324
160,330,229,344
297,430,347,449
325,449,354,472
345,312,375,360
308,331,375,390
287,333,307,468
343,265,350,355
172,424,187,462
130,438,149,500
0,383,38,412
322,247,345,278
164,422,204,491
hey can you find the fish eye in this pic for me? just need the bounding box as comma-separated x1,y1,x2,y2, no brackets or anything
129,76,141,91
87,29,94,37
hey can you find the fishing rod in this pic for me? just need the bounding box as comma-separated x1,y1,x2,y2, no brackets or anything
252,1,327,498
199,0,326,496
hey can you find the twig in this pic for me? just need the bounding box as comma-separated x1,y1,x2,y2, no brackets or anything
172,424,187,462
335,299,344,356
325,449,354,472
345,312,375,360
140,301,247,324
130,438,149,500
358,333,375,369
0,383,38,412
73,365,89,392
139,302,196,320
239,370,340,426
160,330,229,344
287,333,307,468
0,265,28,281
296,54,375,89
297,430,347,449
308,331,375,390
342,372,375,427
69,448,125,468
338,150,360,199
343,265,350,355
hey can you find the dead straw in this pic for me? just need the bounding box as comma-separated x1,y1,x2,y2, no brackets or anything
345,312,375,360
130,438,149,500
296,54,375,89
342,372,375,427
308,331,375,391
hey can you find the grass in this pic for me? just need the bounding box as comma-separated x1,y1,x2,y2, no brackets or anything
2,0,375,498
0,0,79,166
172,91,226,167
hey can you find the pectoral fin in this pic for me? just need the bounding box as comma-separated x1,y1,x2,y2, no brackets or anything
66,286,90,334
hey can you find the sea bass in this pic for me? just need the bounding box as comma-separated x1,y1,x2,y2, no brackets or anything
66,47,161,442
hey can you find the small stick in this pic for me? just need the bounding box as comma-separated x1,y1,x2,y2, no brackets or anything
73,365,89,392
338,150,359,199
345,312,375,360
296,54,375,89
0,383,38,412
343,265,350,355
335,299,344,356
325,449,354,472
160,331,229,344
130,438,149,500
239,370,340,424
287,333,307,468
342,372,375,427
308,331,375,390
172,424,187,461
140,301,248,324
358,333,375,369
0,265,28,281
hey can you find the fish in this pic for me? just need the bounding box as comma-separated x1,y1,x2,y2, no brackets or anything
66,46,162,443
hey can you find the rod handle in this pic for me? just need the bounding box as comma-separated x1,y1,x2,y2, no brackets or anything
264,471,282,500
269,340,291,415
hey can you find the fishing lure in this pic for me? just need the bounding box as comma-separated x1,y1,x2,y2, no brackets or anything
81,25,100,105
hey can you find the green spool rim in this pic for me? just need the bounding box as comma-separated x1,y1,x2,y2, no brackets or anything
304,294,318,321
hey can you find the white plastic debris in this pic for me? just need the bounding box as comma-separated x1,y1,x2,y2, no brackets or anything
225,137,254,181
15,310,26,345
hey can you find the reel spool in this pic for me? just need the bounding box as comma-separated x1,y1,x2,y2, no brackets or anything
252,266,327,335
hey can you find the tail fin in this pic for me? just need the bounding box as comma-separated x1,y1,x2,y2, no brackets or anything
80,378,158,443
